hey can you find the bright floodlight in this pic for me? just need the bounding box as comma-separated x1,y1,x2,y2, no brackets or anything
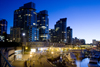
23,33,25,36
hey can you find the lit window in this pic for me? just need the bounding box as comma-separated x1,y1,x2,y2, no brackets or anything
18,15,21,17
49,29,51,30
37,20,40,22
42,17,45,19
24,14,32,16
64,39,66,41
33,23,36,25
41,26,46,29
64,31,66,33
33,12,37,15
29,14,31,16
55,27,59,31
40,35,48,37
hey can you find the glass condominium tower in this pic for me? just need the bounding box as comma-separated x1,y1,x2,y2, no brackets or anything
0,19,7,35
13,2,39,42
37,10,49,41
55,18,67,43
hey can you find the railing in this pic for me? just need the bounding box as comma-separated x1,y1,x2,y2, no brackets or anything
0,50,13,67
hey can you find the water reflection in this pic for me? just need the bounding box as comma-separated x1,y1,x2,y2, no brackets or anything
76,58,89,67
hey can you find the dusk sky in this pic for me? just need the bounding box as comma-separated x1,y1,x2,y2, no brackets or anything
0,0,100,43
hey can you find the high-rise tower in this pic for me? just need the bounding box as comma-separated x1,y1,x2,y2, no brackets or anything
67,26,72,44
55,18,67,43
13,2,39,42
37,10,49,41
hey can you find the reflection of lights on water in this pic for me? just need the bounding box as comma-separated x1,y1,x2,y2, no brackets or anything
76,61,81,67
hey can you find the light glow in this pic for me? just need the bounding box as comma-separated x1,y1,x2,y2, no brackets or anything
31,49,36,52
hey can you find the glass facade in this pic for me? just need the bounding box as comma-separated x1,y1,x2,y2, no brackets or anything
67,26,72,44
37,10,49,41
49,29,55,42
55,18,67,43
0,19,7,35
13,2,39,42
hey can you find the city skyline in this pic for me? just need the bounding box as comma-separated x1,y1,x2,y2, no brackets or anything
0,0,100,43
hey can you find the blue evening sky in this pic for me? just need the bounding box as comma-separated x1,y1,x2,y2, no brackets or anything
0,0,100,43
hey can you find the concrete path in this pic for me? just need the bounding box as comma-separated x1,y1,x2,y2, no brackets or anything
30,55,52,67
11,60,25,67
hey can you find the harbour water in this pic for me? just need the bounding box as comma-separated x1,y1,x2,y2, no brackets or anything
76,58,89,67
76,58,100,67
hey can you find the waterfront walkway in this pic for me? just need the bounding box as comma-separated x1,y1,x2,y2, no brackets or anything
11,53,53,67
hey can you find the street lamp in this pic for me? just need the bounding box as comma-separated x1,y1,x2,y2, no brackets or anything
22,32,26,54
22,33,25,36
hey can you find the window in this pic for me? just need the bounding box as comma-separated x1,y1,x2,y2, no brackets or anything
33,23,36,25
64,31,66,33
33,12,37,15
42,17,45,19
41,26,46,29
55,27,59,31
40,35,48,37
49,29,51,30
60,21,62,23
37,20,40,22
24,14,32,16
18,15,21,17
64,39,66,41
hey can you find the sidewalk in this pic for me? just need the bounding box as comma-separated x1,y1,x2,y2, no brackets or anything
30,55,52,67
11,54,30,67
11,52,57,67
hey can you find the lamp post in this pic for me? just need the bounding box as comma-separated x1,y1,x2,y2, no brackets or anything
22,32,26,54
22,33,26,44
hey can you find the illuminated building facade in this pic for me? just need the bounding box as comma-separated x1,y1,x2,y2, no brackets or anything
0,19,7,35
37,10,49,41
10,27,21,42
55,18,67,43
49,29,55,42
0,19,7,42
67,26,72,44
13,2,39,42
